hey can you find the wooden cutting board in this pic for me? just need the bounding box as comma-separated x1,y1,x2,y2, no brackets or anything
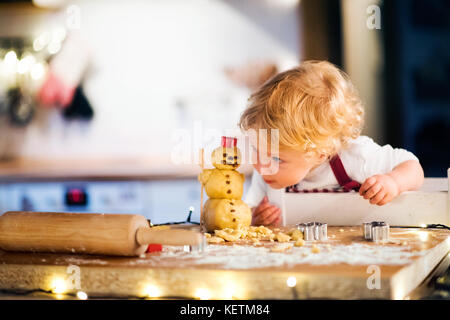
0,226,448,299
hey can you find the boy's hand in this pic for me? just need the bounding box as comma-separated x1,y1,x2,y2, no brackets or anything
251,196,282,227
359,174,400,206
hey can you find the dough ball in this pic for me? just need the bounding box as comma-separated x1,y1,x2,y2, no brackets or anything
198,169,244,199
311,245,320,254
211,147,241,170
203,199,251,232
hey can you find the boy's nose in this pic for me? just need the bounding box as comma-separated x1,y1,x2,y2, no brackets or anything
253,162,262,175
252,151,272,175
252,150,265,174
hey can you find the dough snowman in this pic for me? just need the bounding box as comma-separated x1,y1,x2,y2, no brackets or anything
203,199,251,231
210,146,241,170
198,169,244,199
199,137,251,232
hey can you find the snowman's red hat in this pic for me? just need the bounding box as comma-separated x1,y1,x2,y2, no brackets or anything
221,136,237,148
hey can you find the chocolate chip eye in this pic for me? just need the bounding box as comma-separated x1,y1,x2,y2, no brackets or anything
223,153,227,157
234,156,238,159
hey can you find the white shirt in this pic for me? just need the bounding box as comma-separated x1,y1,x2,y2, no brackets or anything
244,136,419,208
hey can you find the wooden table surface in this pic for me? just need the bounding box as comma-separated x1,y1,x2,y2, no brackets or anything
0,226,449,300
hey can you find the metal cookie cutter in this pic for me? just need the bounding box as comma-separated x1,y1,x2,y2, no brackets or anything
363,221,389,242
297,222,328,241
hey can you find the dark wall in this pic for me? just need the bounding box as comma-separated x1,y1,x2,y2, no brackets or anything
383,0,450,177
300,0,342,67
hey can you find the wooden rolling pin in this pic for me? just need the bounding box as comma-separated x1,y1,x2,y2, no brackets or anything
0,211,204,256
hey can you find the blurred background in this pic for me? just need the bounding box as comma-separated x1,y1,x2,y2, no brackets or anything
0,0,448,223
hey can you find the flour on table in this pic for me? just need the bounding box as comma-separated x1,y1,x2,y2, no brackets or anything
56,257,109,265
148,243,427,269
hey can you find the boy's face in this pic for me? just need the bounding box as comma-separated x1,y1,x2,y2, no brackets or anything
250,143,324,189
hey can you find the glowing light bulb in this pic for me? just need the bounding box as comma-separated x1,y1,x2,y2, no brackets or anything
222,286,235,299
51,277,67,294
286,276,297,288
418,231,429,242
4,51,17,65
17,54,36,74
47,41,61,55
393,288,405,300
76,291,88,300
195,288,211,300
33,39,44,51
143,285,160,298
33,32,50,52
31,62,46,80
2,51,18,77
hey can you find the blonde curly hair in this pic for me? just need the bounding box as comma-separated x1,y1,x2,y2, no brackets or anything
238,60,364,157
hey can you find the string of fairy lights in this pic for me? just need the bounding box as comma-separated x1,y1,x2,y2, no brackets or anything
0,27,66,86
0,273,303,300
0,27,67,126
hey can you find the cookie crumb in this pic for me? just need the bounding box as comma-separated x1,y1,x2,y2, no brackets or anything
290,229,303,241
208,236,225,244
275,232,291,243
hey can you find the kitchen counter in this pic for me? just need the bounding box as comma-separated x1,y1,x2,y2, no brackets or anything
0,226,449,300
0,157,253,181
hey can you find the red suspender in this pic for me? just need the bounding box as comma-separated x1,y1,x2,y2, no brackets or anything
329,155,361,192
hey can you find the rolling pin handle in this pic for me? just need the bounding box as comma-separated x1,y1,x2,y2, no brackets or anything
136,227,204,247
